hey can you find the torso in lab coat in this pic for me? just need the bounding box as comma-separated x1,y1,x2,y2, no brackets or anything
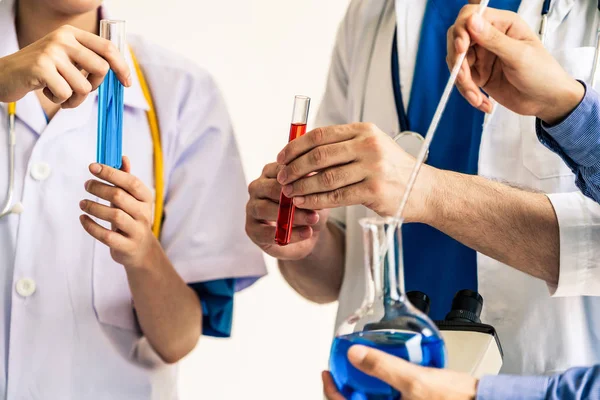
317,0,600,375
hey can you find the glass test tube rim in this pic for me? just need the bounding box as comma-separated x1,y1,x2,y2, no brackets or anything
99,19,126,54
291,95,310,125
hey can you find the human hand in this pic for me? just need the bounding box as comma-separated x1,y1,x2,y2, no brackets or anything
0,25,131,108
275,123,436,221
323,346,478,400
246,162,329,260
447,5,584,124
80,156,158,271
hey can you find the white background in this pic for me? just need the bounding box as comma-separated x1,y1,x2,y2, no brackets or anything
108,1,349,399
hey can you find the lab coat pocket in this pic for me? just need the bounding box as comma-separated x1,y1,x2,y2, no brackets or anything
520,47,595,180
92,242,139,333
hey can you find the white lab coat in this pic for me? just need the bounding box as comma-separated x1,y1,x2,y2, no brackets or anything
0,1,267,398
318,0,600,375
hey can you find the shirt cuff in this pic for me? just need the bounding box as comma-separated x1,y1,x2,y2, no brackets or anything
540,81,600,167
546,192,600,296
189,279,235,338
476,375,550,400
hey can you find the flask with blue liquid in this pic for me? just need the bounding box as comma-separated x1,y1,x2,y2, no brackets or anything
329,217,447,400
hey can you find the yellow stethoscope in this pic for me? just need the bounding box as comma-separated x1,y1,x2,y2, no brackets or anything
0,49,165,238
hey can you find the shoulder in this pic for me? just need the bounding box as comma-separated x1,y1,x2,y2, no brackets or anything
127,34,221,107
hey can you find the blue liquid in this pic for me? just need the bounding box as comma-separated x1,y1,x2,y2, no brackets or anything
330,330,446,400
97,69,124,169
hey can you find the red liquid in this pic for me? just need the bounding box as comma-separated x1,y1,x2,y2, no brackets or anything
275,123,307,246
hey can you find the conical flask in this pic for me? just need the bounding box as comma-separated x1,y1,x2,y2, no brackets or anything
329,217,446,399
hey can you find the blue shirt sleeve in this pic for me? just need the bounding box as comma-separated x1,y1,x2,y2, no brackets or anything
476,366,600,400
188,279,235,338
535,81,600,203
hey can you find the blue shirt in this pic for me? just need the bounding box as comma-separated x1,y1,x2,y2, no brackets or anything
536,81,600,203
477,365,600,399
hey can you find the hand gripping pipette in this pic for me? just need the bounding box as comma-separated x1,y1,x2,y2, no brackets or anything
382,0,491,257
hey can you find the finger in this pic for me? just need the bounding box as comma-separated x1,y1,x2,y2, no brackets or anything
121,156,132,173
245,218,313,245
56,59,92,109
68,43,111,90
466,12,525,62
322,371,345,400
88,163,152,203
85,180,147,221
293,183,363,210
347,345,418,393
282,163,366,198
277,125,358,165
261,162,284,179
248,178,282,202
247,198,320,225
79,199,135,234
278,142,357,185
72,29,132,87
42,67,73,104
79,214,130,250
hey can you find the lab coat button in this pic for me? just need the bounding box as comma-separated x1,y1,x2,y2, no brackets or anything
16,278,36,297
31,162,51,181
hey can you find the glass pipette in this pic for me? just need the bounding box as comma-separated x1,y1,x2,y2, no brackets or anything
381,0,491,259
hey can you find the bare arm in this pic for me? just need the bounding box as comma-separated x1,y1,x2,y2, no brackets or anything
424,167,559,285
80,158,201,363
126,248,202,364
278,222,345,304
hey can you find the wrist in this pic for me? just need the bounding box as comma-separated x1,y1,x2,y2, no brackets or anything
539,79,585,125
412,165,444,225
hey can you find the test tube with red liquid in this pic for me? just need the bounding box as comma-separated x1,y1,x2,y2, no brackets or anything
275,95,311,246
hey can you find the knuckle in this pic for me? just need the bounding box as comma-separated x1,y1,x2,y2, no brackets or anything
310,127,325,145
328,189,344,204
130,176,142,193
289,162,302,177
112,209,125,225
321,170,337,188
102,230,114,246
98,59,110,75
311,147,327,166
111,189,124,204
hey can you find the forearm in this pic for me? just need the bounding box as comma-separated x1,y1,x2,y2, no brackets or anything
279,221,345,304
424,168,559,285
126,244,202,364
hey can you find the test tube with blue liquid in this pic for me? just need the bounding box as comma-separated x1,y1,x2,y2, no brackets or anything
97,20,126,169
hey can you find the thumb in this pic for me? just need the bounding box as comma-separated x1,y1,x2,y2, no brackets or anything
467,12,523,62
347,345,418,392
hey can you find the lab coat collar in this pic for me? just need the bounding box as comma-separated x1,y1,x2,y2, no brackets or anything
0,0,150,130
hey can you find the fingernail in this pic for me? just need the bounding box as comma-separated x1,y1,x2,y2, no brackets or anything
299,227,312,239
277,150,286,164
282,184,293,196
471,13,484,33
90,163,102,174
278,169,288,184
127,75,133,87
348,345,369,364
84,180,92,190
79,200,86,210
294,196,305,206
306,212,319,225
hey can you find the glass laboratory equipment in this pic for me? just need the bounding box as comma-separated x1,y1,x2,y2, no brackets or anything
329,218,446,399
97,19,126,169
275,95,310,246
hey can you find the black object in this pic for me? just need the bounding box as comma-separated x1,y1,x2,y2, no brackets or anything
445,289,483,324
407,291,430,315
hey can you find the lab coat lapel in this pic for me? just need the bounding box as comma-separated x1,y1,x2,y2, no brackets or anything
357,0,398,137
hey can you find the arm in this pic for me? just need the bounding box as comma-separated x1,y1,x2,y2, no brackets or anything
422,166,560,286
80,158,201,364
536,83,600,204
278,221,345,304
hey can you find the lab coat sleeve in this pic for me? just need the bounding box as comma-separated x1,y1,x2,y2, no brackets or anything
547,191,600,296
159,70,267,337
